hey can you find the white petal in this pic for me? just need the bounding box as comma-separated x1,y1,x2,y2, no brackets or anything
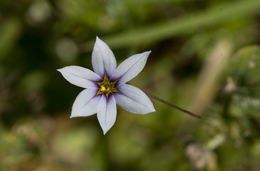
92,37,117,77
115,84,155,114
71,89,100,118
57,66,100,88
111,51,151,84
97,95,117,134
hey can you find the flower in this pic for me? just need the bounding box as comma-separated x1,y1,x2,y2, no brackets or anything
57,37,155,134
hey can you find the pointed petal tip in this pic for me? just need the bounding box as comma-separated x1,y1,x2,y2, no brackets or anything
142,50,151,57
150,103,156,112
142,107,156,114
70,114,78,118
96,36,102,42
148,105,156,113
57,67,66,73
99,123,110,135
102,129,109,135
146,50,152,54
95,36,108,47
57,68,62,72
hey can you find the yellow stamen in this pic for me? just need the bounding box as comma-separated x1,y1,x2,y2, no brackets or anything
100,86,106,92
96,74,119,98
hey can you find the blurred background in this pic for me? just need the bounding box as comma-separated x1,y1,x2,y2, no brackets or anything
0,0,260,170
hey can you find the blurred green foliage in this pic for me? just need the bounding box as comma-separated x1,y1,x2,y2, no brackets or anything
0,0,259,170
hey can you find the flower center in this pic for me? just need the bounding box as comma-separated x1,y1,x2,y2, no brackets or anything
96,74,119,98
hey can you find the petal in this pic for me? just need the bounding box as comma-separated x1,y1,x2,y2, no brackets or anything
115,84,155,114
97,95,117,134
111,51,151,84
92,37,117,77
71,89,100,118
57,66,100,88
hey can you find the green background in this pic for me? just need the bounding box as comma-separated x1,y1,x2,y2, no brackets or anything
0,0,260,170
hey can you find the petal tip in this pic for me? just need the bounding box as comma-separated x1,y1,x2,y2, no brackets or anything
143,50,151,56
148,105,156,113
101,126,110,135
57,68,62,72
70,111,79,118
103,129,108,135
96,36,102,42
143,107,156,114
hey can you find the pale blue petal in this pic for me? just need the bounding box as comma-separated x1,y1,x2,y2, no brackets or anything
115,84,155,114
57,66,100,88
71,89,100,118
97,95,117,134
92,37,117,77
111,51,151,84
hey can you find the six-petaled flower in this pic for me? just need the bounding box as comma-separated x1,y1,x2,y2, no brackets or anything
57,37,155,134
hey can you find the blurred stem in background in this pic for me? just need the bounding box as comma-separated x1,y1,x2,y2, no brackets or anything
190,39,233,114
81,0,260,50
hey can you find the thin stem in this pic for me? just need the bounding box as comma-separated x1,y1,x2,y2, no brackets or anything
145,92,201,119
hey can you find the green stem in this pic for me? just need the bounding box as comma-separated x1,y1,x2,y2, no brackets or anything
84,0,260,49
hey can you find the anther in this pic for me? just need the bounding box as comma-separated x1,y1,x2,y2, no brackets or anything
100,86,106,92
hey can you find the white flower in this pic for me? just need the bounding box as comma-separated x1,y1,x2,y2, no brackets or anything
57,37,155,134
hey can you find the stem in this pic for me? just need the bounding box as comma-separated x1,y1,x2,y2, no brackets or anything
146,92,201,119
94,0,260,49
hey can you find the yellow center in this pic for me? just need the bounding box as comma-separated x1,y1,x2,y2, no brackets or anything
96,74,119,98
100,86,106,92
